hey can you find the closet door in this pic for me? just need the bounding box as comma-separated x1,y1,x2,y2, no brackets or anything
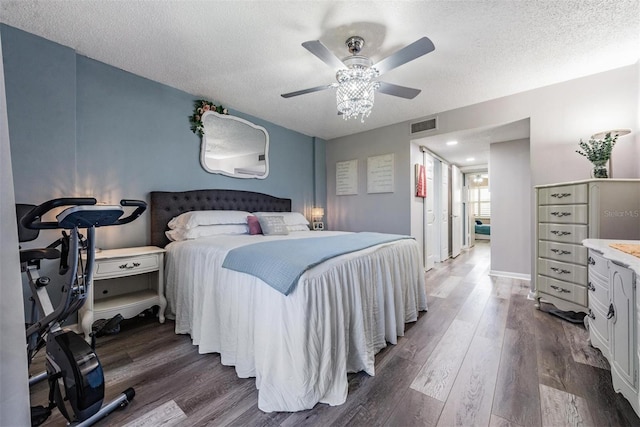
440,163,449,261
451,165,463,257
424,154,435,270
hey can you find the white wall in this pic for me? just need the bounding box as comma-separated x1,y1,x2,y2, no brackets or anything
489,139,532,278
0,31,30,426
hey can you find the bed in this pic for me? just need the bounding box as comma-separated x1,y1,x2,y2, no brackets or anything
474,220,491,240
150,189,427,412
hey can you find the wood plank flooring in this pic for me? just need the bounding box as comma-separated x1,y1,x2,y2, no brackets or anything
30,242,640,426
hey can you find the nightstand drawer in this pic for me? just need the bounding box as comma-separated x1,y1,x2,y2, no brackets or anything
94,254,159,279
538,184,588,205
538,275,587,306
539,223,588,244
538,205,588,224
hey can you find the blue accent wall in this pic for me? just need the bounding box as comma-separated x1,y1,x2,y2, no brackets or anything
2,24,324,248
2,25,76,204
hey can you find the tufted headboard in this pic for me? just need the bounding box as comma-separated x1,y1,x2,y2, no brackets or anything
150,189,292,248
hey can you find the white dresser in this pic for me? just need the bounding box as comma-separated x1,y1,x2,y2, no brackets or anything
583,239,640,417
535,179,640,313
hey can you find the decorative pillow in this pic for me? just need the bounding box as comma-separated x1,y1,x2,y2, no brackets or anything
253,211,309,226
257,215,289,235
168,210,251,230
247,215,263,235
287,224,310,232
166,224,249,241
475,220,483,225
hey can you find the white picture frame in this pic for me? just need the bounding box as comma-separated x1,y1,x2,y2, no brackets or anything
336,159,358,195
367,153,395,194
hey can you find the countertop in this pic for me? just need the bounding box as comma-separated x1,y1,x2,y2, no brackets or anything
582,239,640,276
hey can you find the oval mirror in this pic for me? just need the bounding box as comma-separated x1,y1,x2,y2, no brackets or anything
200,111,269,179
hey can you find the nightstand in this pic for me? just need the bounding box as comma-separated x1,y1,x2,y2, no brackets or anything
79,246,167,341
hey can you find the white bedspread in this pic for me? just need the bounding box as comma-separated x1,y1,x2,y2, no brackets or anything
164,231,427,412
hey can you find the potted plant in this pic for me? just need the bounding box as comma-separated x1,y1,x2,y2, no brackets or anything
576,132,618,178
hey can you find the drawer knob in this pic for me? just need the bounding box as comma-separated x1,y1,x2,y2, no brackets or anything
550,211,571,217
550,230,571,236
550,248,571,255
588,256,595,265
587,281,595,292
119,262,141,270
587,309,595,320
550,285,570,293
550,192,572,199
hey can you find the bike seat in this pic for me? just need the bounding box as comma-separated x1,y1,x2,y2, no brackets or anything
20,248,61,264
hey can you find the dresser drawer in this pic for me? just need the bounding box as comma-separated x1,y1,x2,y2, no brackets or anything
537,275,587,306
94,254,160,279
587,249,609,278
538,184,588,205
538,223,588,244
538,205,588,224
588,272,609,307
588,299,610,349
537,258,587,285
538,241,587,264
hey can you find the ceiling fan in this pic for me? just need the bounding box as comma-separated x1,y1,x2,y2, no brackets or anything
281,35,435,121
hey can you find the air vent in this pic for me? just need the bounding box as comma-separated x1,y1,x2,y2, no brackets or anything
411,117,438,134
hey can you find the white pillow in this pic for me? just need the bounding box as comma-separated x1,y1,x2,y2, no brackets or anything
168,210,251,229
257,216,289,235
253,211,309,226
166,224,249,241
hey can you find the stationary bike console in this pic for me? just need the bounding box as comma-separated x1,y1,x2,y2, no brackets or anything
20,197,145,427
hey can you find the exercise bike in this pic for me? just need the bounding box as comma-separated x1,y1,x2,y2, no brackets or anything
18,197,146,426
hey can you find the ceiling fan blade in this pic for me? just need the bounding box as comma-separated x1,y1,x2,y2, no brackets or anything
372,36,435,76
302,40,345,70
281,84,334,98
376,81,421,99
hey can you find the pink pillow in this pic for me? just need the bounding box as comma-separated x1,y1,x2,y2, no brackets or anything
247,215,263,235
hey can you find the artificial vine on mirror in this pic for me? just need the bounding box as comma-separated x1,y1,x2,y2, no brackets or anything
189,99,229,136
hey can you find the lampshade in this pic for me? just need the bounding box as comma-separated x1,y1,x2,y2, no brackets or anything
311,207,324,217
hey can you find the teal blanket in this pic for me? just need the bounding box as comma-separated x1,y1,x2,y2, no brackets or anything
222,232,412,295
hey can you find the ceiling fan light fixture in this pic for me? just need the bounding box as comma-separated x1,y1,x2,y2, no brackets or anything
282,35,435,123
335,66,379,122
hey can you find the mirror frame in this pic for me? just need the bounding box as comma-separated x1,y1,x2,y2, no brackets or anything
200,111,270,179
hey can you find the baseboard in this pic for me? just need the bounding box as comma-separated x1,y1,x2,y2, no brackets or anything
489,270,531,281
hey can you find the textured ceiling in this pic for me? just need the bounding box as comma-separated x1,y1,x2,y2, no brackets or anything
1,0,638,141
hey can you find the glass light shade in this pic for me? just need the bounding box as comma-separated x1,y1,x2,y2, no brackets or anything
336,67,379,122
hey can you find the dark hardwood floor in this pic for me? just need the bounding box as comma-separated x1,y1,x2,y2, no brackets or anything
31,242,640,426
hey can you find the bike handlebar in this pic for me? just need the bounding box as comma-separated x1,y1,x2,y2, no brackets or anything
21,197,147,230
113,200,147,225
21,198,97,230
